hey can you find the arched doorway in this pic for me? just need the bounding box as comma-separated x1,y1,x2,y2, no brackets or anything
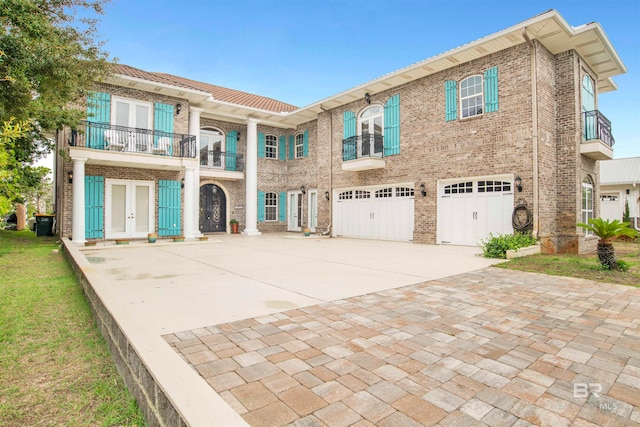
200,184,226,232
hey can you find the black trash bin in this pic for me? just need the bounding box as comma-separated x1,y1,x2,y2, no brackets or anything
35,214,55,236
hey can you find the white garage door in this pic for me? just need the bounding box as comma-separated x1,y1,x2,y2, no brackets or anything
333,184,414,241
438,177,514,246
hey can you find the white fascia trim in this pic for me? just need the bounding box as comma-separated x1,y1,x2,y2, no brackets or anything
290,10,625,116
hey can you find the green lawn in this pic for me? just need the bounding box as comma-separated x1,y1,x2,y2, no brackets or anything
496,241,640,287
0,230,144,426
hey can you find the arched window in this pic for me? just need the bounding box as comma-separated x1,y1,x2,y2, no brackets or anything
200,128,224,168
582,75,596,140
358,105,383,157
460,75,484,118
582,176,594,235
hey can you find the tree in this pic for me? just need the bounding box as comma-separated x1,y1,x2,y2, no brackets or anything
577,218,639,270
0,0,112,216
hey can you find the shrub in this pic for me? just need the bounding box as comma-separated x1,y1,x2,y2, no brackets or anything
480,232,537,259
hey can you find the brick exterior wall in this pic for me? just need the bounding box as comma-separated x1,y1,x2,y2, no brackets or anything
57,43,602,253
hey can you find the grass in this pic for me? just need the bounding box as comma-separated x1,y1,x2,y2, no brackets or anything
0,230,145,426
496,240,640,287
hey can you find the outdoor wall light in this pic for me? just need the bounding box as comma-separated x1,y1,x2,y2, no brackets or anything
181,178,185,189
420,183,426,197
237,132,241,142
301,185,306,195
176,103,182,115
325,191,330,201
67,170,73,184
515,176,523,192
364,92,371,104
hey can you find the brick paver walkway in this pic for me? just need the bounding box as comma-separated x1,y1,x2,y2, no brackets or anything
164,268,640,426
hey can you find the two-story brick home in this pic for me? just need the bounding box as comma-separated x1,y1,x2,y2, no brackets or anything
55,10,625,254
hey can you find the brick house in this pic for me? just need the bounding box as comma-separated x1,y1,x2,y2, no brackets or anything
54,10,625,254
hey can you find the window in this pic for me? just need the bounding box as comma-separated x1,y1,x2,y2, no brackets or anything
338,191,353,200
582,176,594,235
582,75,596,141
355,190,371,199
265,134,277,159
265,192,277,221
295,134,304,158
358,106,384,157
477,180,511,193
375,188,393,198
444,182,473,194
396,187,414,197
112,96,152,129
200,128,224,168
460,75,483,118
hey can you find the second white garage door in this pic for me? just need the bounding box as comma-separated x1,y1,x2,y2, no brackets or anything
437,176,514,246
333,184,415,241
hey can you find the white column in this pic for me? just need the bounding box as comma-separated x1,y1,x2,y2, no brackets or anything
242,118,261,235
71,157,87,245
189,107,203,237
183,166,195,240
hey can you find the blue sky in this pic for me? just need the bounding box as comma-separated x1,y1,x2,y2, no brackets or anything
93,0,639,158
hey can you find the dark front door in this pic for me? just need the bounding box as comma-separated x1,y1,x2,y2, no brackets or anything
200,184,226,232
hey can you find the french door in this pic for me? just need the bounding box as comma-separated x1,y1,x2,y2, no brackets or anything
105,179,155,239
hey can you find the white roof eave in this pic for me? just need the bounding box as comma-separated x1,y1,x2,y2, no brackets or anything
287,10,626,120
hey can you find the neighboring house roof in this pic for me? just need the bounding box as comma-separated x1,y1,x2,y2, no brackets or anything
600,157,640,184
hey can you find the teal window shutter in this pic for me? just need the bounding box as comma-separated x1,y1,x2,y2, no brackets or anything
445,80,457,121
343,111,356,161
84,176,104,239
226,130,237,171
383,94,400,156
278,192,286,221
288,135,294,159
258,132,265,158
154,103,174,155
278,136,286,160
484,66,498,113
86,92,110,149
257,191,265,222
303,130,309,157
158,180,181,236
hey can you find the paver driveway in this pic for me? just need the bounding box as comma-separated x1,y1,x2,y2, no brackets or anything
166,268,640,426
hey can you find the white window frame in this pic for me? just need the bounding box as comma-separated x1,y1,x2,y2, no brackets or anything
295,133,304,158
265,134,278,159
582,177,594,235
111,96,153,129
265,192,278,222
460,75,484,119
200,128,225,168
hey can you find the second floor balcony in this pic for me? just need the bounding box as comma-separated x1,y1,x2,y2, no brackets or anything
199,150,245,180
581,110,614,160
342,134,386,171
68,121,198,171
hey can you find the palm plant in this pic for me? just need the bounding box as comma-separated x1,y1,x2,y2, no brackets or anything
577,218,638,270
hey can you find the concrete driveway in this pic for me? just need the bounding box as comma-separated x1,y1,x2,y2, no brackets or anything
68,234,640,426
81,234,499,334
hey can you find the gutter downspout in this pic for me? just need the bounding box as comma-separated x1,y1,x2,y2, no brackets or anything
320,105,332,235
523,29,540,238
